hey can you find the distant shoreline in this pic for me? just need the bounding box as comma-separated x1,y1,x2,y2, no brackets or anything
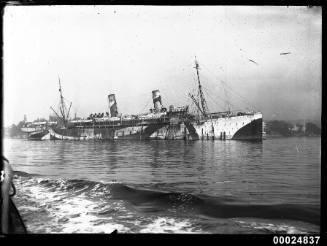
3,135,321,141
264,135,321,139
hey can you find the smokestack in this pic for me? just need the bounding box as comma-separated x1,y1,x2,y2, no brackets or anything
152,90,162,112
108,94,118,117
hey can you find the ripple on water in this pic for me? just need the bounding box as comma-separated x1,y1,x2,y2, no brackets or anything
5,137,321,233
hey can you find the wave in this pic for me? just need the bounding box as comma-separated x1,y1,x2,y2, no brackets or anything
13,171,320,226
109,186,320,226
234,219,311,234
14,170,42,177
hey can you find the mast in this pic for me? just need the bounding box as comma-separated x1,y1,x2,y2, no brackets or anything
188,93,205,116
50,77,71,127
58,77,66,123
194,57,209,117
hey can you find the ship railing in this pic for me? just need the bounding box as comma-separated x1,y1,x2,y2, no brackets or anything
208,110,258,118
69,116,171,128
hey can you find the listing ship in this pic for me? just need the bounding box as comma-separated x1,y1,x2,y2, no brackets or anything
29,59,263,141
48,88,189,140
20,121,56,140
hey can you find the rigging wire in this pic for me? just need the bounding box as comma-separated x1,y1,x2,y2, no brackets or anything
199,62,259,111
189,65,231,111
201,86,235,112
139,97,153,114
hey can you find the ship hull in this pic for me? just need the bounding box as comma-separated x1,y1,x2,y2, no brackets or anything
27,130,50,140
47,113,262,141
184,113,263,140
48,123,170,140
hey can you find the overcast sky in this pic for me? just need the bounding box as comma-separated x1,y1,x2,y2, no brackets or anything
3,6,321,126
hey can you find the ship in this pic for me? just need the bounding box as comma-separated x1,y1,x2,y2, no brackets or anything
20,121,56,140
182,58,262,140
32,58,263,141
48,89,189,141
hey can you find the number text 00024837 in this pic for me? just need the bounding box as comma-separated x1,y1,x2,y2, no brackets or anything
273,236,320,245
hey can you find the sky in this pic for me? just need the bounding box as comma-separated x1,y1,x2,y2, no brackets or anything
3,6,321,127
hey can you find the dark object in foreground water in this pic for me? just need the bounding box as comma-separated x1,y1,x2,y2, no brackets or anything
1,156,27,234
7,198,27,234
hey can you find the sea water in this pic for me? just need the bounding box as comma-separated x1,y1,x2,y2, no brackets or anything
3,137,320,233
